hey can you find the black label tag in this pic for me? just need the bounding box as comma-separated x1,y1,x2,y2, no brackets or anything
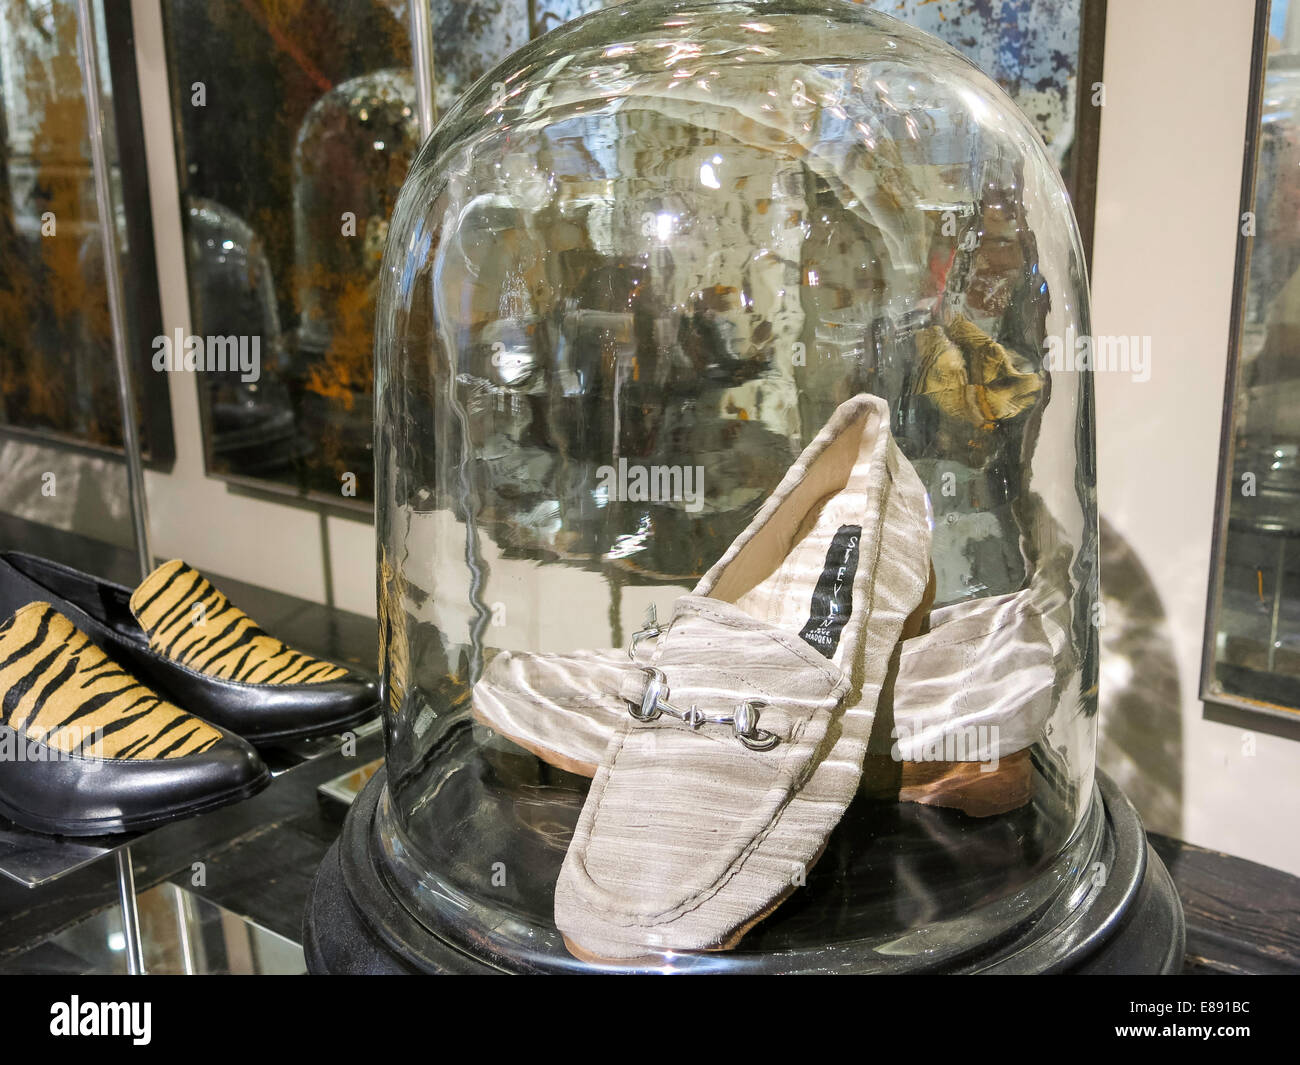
798,525,861,658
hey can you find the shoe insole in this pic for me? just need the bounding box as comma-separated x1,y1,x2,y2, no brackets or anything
730,414,882,671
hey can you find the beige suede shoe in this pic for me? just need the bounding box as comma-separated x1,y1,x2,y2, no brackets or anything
549,393,931,959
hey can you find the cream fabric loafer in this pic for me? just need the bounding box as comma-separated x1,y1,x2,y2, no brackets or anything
473,554,1061,819
474,581,1055,797
551,393,931,959
472,646,637,777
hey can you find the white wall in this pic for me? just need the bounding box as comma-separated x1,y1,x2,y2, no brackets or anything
1091,0,1300,874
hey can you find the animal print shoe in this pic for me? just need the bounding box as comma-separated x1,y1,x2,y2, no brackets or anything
552,393,931,959
0,553,379,745
0,603,268,836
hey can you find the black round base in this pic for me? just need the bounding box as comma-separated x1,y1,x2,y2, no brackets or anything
304,767,1184,974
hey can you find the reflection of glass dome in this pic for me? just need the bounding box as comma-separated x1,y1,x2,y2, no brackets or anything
290,67,420,495
373,0,1098,971
185,197,302,477
294,68,419,358
188,198,283,343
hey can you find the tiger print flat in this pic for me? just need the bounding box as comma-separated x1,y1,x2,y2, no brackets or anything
0,553,379,745
0,603,268,836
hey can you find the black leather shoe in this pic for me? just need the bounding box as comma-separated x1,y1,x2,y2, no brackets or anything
0,603,269,836
0,553,379,745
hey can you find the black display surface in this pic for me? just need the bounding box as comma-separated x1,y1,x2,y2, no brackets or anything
304,767,1184,974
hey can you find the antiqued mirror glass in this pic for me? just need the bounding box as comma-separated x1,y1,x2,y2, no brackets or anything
0,0,167,572
1204,0,1300,720
161,0,606,505
0,0,166,459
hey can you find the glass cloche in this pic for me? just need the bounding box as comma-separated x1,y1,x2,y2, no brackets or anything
371,0,1098,972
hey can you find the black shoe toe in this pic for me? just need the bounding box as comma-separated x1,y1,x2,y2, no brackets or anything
0,725,270,837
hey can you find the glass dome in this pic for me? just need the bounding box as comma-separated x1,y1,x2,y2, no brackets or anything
373,0,1098,972
294,67,418,358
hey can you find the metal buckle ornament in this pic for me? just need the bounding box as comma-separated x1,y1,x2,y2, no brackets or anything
628,603,663,660
628,666,779,751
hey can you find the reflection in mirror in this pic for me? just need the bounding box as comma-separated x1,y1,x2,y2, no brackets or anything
163,0,1099,508
0,0,164,455
1205,0,1300,718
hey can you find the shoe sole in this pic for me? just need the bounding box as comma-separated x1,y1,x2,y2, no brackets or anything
864,749,1035,817
0,765,272,838
239,701,382,747
472,708,600,778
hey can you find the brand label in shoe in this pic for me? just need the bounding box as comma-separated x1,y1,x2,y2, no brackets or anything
799,525,861,658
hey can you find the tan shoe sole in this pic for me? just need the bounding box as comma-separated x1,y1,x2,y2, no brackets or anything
862,749,1034,818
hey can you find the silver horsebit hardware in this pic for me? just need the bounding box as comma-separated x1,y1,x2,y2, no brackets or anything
627,602,663,661
624,606,780,752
